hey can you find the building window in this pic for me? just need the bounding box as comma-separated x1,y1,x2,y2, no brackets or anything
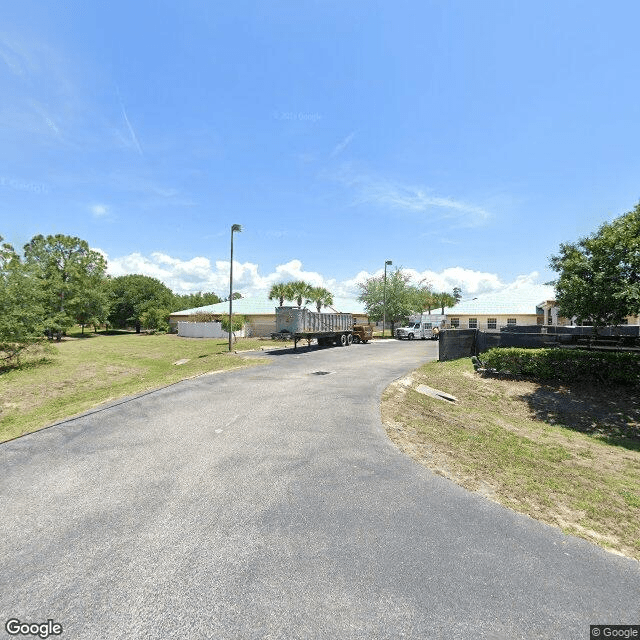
507,318,517,325
487,318,497,330
450,317,460,328
547,314,553,325
468,318,478,329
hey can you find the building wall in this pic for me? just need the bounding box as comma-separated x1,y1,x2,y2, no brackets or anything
170,312,369,336
444,314,539,331
178,322,245,339
245,315,277,337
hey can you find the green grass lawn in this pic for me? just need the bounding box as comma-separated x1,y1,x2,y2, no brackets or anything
382,357,640,560
0,331,292,442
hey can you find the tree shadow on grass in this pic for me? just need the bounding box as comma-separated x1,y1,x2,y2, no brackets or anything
519,382,640,452
0,355,57,375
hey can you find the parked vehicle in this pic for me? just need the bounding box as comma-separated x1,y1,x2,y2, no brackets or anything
395,314,445,340
352,323,373,343
272,307,371,349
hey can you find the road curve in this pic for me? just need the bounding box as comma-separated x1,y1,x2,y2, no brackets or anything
1,340,638,640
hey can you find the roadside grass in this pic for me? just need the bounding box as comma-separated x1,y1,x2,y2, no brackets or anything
0,331,293,443
382,358,640,560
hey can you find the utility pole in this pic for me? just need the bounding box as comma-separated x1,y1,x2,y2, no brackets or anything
382,260,392,337
229,224,242,351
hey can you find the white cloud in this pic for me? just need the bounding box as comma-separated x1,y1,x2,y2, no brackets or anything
90,204,109,217
116,86,143,156
104,251,543,302
333,169,492,228
345,265,507,297
0,38,27,76
120,102,143,156
403,267,505,296
330,131,355,158
361,181,490,225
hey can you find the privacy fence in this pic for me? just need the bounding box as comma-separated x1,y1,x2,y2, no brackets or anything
438,325,640,362
177,321,246,339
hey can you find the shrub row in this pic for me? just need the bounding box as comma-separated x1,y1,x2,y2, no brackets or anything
479,347,640,385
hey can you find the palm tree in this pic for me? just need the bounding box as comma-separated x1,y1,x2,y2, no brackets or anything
308,286,334,312
422,290,439,313
268,282,293,307
435,292,457,314
289,281,313,307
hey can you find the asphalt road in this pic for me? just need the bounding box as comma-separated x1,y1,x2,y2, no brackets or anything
1,340,638,640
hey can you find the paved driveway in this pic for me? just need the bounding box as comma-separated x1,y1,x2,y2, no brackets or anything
1,340,638,639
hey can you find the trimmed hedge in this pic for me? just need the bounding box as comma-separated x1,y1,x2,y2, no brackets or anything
479,347,640,385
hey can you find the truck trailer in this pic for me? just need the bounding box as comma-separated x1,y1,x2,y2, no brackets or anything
272,306,372,349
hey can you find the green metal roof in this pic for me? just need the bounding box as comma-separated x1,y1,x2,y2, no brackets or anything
170,296,368,316
443,284,555,316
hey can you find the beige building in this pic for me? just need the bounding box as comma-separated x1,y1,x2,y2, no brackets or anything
537,299,640,327
441,284,555,331
169,297,369,337
441,285,639,331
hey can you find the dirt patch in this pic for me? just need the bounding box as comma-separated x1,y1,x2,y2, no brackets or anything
381,359,640,560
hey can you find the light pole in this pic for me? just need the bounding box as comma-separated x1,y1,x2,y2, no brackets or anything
229,224,242,352
382,260,392,338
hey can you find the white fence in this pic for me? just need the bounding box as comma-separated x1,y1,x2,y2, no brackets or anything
178,321,246,339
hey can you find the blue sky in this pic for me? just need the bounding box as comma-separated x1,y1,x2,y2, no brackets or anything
2,1,639,300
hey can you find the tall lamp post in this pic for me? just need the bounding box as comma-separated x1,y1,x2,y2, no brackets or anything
229,224,242,352
382,260,392,338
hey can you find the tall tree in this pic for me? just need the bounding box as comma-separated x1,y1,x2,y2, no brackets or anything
74,279,111,334
421,289,439,313
549,203,640,330
357,268,421,334
108,274,175,332
289,281,313,307
268,282,293,307
0,237,44,362
434,292,458,314
173,291,221,311
308,286,334,312
23,234,107,339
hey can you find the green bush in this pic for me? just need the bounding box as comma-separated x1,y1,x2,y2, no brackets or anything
480,347,640,385
139,307,170,332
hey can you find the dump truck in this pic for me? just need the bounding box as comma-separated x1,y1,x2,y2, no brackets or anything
272,306,372,349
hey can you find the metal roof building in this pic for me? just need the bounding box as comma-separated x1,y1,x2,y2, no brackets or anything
439,284,556,330
169,296,369,337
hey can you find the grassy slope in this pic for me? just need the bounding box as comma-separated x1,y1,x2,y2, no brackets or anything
0,332,288,442
382,358,640,560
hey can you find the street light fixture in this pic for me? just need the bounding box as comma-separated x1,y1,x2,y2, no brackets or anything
229,224,242,352
382,260,392,338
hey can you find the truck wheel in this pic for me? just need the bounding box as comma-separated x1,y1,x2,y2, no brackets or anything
408,333,414,340
353,334,360,344
339,333,348,347
347,334,353,346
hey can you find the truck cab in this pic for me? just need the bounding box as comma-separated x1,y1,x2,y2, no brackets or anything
395,315,443,340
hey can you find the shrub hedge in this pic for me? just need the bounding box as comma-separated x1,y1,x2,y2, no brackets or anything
479,347,640,385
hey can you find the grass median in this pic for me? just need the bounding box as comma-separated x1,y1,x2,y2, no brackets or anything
0,331,292,443
382,357,640,560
